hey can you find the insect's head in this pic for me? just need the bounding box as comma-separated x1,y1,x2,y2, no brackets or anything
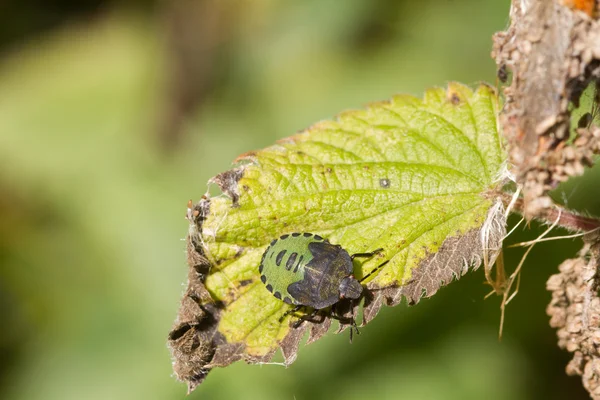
339,276,363,300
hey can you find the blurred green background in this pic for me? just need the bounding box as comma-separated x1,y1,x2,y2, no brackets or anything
1,0,597,399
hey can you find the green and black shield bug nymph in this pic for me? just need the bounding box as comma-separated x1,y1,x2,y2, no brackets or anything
259,232,388,332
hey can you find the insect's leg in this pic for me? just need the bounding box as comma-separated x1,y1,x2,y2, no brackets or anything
350,248,383,260
280,306,324,328
279,305,303,323
331,303,360,342
359,260,390,283
349,305,360,342
292,308,322,328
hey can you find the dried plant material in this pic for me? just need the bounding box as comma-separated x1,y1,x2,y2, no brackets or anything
547,233,600,399
492,0,600,218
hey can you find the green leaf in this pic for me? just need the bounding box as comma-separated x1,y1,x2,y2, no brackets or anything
168,82,507,391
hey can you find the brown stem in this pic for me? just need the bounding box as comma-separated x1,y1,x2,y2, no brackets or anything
499,191,600,232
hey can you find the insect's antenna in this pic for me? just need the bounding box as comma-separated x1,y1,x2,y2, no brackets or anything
359,260,390,283
351,248,383,260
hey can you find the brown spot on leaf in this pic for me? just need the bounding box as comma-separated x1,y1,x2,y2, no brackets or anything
209,167,245,207
234,150,257,163
449,92,462,105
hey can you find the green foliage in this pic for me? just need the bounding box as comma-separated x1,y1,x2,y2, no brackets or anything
6,2,590,400
187,83,507,369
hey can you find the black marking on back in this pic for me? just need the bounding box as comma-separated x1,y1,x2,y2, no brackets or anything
266,284,273,292
292,232,301,237
307,241,340,263
281,234,290,240
287,281,314,306
259,264,264,273
261,275,267,283
287,241,352,309
283,297,293,304
314,234,323,241
286,252,298,270
303,233,312,237
270,239,277,246
293,255,304,273
276,250,287,266
274,291,282,300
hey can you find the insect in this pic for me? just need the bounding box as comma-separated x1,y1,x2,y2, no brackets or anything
259,232,388,332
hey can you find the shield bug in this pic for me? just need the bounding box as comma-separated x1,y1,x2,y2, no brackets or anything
259,233,388,331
